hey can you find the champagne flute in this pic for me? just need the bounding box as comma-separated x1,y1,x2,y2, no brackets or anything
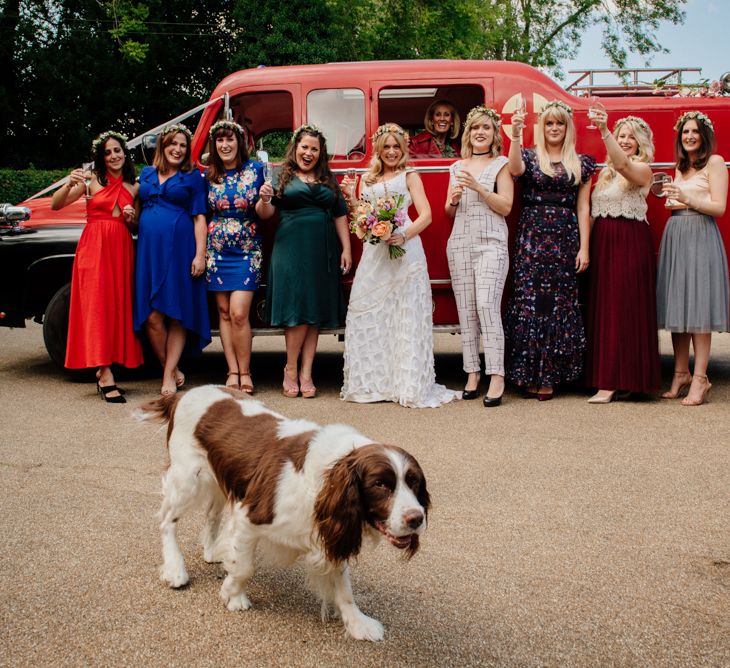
516,93,527,115
83,168,93,199
345,168,356,199
587,96,605,130
263,162,273,184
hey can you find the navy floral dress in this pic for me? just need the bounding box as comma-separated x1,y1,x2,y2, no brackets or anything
206,160,264,291
505,149,595,389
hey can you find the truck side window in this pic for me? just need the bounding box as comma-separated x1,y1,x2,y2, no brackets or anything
206,91,295,162
377,85,487,159
306,88,366,161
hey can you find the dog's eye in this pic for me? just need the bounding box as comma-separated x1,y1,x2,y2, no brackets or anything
374,479,387,488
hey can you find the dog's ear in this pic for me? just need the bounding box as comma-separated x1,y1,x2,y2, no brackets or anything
314,452,363,563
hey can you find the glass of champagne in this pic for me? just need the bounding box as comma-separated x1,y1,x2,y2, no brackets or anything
263,162,273,184
587,96,605,130
345,168,356,199
83,168,93,199
516,93,526,115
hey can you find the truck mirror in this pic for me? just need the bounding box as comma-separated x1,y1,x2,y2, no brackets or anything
256,150,269,163
143,134,158,150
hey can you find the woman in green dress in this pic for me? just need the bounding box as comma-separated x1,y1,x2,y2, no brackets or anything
259,124,352,398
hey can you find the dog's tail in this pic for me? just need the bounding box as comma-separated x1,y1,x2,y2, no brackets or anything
133,393,181,427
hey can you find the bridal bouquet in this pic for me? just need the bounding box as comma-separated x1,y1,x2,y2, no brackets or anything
350,193,407,259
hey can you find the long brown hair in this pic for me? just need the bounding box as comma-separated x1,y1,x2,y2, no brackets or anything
276,126,337,196
206,126,249,183
675,115,715,173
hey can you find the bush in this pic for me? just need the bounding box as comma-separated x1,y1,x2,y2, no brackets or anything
0,169,69,204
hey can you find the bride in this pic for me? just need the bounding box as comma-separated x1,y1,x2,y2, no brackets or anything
340,123,459,408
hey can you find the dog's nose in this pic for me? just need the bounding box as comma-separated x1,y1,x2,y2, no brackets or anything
404,510,424,529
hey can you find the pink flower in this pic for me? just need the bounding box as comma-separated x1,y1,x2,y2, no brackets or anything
217,199,230,210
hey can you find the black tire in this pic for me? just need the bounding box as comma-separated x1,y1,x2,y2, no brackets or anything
42,283,71,368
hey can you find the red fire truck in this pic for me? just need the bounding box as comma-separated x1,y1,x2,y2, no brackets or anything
1,60,728,366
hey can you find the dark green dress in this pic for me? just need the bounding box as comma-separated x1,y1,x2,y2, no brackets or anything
266,177,348,327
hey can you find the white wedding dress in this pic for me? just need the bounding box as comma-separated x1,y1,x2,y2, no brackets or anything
340,171,459,408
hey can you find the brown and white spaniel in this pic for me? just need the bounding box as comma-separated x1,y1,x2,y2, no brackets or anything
138,385,430,641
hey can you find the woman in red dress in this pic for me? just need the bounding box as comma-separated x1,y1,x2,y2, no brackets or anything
51,131,143,403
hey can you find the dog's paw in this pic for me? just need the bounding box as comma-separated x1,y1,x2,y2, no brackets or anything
160,564,189,589
219,577,252,612
345,613,384,642
203,548,222,564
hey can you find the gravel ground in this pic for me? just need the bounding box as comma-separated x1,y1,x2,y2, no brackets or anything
1,324,729,667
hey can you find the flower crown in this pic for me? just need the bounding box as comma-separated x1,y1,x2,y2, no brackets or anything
465,105,501,127
293,123,323,139
91,130,128,153
209,119,244,139
160,123,192,140
615,115,651,134
539,100,573,117
371,123,409,143
674,110,714,132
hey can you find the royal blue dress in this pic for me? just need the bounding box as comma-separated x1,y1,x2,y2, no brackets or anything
134,166,211,351
206,161,264,291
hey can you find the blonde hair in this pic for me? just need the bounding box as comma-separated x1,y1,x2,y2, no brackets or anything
461,110,502,159
534,105,581,183
423,99,460,139
363,125,410,185
596,116,655,190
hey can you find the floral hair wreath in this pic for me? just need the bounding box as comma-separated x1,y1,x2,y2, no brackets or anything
674,110,714,132
209,119,245,139
160,123,192,140
91,130,128,153
614,115,651,134
371,123,409,143
292,123,323,140
465,105,501,127
539,100,573,117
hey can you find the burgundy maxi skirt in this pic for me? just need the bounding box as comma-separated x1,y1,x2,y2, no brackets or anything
585,216,661,393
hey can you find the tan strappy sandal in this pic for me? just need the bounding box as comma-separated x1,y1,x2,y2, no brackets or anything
239,369,254,395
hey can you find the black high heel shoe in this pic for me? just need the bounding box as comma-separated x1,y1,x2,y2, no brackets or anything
483,393,503,408
97,383,127,404
462,388,479,400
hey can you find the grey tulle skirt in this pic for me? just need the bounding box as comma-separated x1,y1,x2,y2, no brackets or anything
656,210,730,333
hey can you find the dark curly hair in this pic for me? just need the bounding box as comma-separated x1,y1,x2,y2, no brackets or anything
276,127,337,197
93,136,136,186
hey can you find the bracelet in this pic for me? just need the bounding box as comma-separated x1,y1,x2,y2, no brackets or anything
449,200,459,207
601,132,611,140
511,135,521,141
260,197,272,204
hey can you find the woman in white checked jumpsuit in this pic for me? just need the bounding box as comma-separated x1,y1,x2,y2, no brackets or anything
446,106,514,406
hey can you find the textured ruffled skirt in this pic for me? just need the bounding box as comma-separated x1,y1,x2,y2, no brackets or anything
656,210,730,333
341,238,459,408
585,216,660,392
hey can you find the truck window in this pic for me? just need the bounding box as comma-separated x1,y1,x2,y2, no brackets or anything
206,91,295,162
306,88,366,161
377,85,486,159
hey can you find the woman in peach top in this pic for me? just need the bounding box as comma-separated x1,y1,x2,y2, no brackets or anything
656,111,729,406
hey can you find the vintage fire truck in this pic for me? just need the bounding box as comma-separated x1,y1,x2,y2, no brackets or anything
1,59,728,366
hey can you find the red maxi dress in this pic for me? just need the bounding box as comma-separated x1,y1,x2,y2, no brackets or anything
65,175,144,369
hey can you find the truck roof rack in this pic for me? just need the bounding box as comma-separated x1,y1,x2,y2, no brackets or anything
565,67,704,97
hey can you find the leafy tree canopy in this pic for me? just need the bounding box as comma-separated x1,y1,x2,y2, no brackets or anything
0,0,686,169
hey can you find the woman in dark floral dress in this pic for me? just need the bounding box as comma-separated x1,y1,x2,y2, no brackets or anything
205,120,267,392
506,100,595,400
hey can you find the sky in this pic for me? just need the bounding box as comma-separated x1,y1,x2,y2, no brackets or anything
557,0,728,87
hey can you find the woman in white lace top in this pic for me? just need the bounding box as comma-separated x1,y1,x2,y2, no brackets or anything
585,113,660,403
339,124,459,408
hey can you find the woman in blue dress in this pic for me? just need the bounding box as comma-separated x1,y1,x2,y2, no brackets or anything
134,124,211,395
205,119,266,393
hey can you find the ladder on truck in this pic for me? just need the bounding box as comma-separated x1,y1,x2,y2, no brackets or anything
565,67,705,97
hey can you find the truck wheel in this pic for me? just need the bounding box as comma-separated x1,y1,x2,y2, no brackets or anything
43,283,71,368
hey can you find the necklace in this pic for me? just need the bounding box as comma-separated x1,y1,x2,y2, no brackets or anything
472,151,490,156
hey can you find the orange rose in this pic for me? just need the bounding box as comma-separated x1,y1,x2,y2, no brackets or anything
371,221,391,240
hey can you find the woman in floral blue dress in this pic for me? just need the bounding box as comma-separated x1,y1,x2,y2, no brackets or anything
506,100,595,400
205,120,267,392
